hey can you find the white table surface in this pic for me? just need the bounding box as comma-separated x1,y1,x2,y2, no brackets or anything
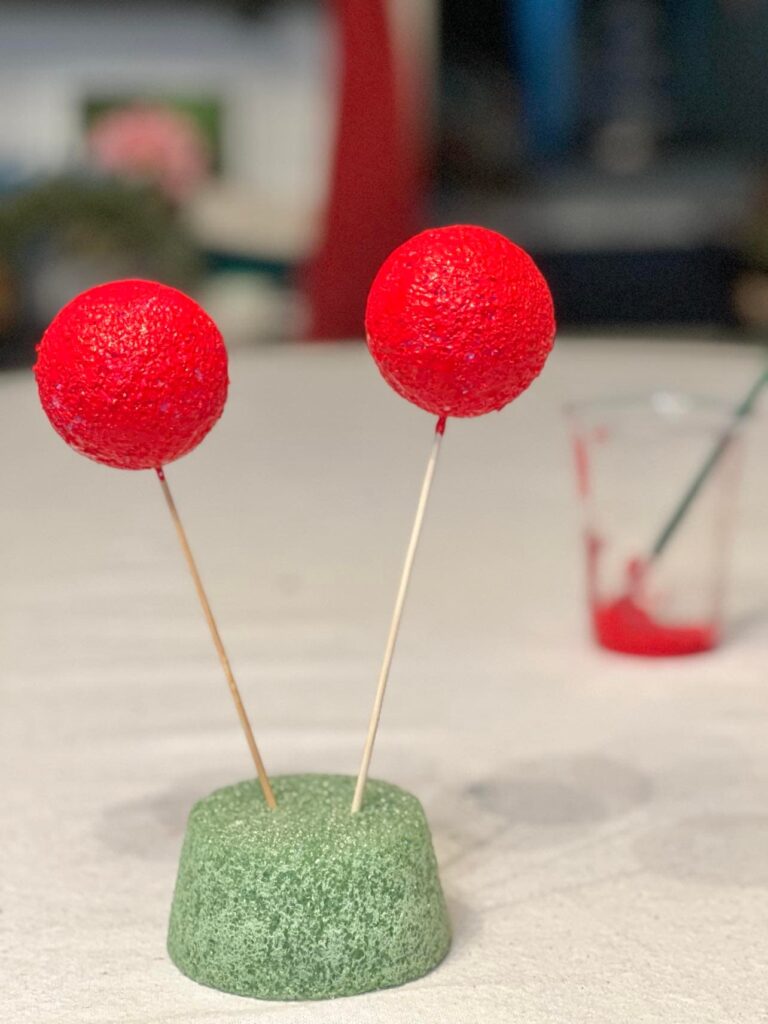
2,338,767,1024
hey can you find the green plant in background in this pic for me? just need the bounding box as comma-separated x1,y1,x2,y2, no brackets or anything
0,175,201,364
0,175,200,285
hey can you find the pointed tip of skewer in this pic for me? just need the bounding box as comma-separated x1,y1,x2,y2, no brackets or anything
261,777,278,811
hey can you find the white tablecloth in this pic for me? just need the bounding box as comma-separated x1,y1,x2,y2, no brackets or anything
2,338,767,1023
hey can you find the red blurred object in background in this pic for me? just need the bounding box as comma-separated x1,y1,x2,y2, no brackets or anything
304,0,429,339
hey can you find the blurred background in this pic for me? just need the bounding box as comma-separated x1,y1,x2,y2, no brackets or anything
1,0,768,367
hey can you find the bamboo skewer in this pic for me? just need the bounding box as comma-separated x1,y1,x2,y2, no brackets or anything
351,416,446,814
156,467,276,809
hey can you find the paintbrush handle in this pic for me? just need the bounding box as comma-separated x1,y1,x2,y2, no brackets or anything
649,365,768,562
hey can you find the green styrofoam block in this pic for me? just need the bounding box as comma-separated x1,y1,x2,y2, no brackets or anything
167,774,451,1000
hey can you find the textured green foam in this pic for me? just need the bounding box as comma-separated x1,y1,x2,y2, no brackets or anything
167,774,451,1000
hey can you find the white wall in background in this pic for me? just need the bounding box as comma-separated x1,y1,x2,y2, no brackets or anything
0,1,334,214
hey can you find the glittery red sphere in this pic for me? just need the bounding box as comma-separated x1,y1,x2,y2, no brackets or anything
35,280,228,470
365,225,555,417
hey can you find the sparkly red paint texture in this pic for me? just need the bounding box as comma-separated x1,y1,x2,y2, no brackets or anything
365,225,556,417
35,280,228,470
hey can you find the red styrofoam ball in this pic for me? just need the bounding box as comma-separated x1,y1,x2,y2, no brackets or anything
35,279,228,470
365,225,555,417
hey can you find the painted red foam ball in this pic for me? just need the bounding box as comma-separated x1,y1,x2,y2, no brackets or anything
365,225,555,418
35,280,228,470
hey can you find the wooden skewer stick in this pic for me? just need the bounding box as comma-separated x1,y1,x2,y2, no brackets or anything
351,416,447,814
156,467,277,810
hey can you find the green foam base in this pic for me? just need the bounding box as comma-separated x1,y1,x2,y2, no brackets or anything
167,774,451,1000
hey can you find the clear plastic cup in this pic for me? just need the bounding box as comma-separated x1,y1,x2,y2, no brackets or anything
567,392,743,656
